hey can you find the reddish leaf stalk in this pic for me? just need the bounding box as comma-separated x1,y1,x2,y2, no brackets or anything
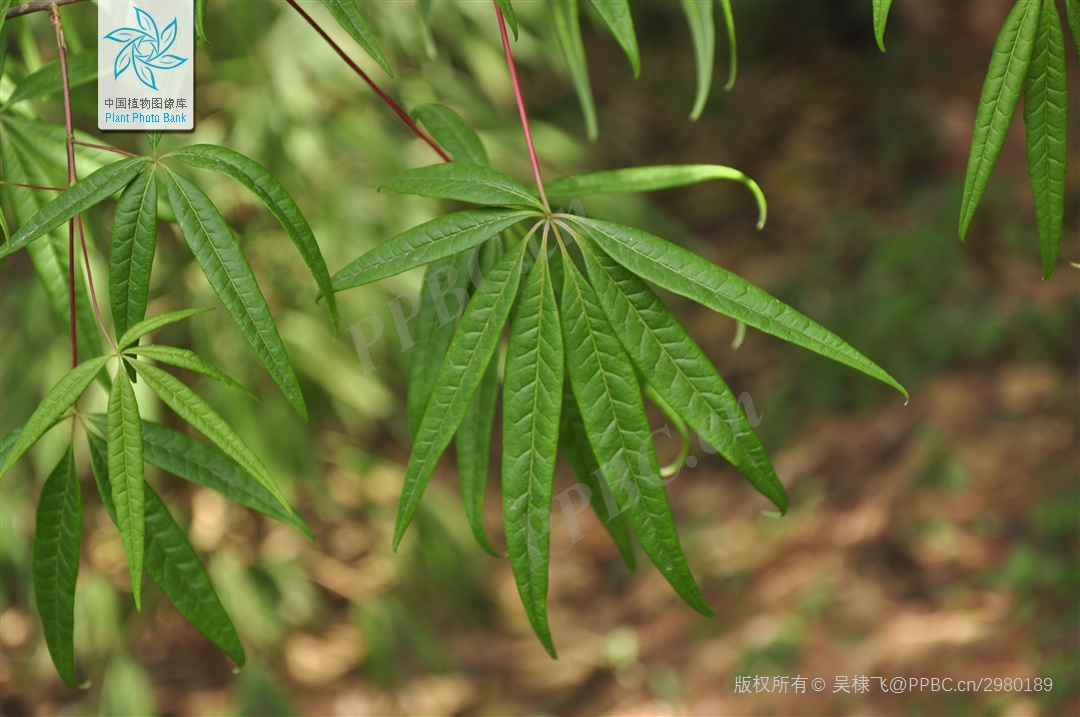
0,180,64,191
72,139,139,158
285,0,451,163
494,2,549,213
52,5,112,362
51,5,78,367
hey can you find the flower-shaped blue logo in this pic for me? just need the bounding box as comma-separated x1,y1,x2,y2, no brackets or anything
104,7,187,91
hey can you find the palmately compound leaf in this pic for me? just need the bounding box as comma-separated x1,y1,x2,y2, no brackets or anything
84,414,310,537
680,0,714,120
544,165,767,229
550,0,598,140
380,163,545,211
587,0,640,77
164,168,307,420
108,367,145,610
87,433,246,666
568,216,908,401
330,207,535,292
959,0,1041,241
0,355,110,478
408,251,475,437
577,240,787,513
169,144,339,332
873,0,894,52
718,0,737,90
319,0,394,76
2,156,146,259
110,165,158,339
503,238,563,657
122,345,259,401
130,360,294,518
497,0,519,40
1023,0,1068,280
558,381,637,570
116,308,213,350
559,246,712,617
412,104,490,166
393,240,530,549
32,444,81,688
456,241,504,557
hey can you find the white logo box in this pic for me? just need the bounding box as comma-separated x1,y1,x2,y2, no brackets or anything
98,0,194,130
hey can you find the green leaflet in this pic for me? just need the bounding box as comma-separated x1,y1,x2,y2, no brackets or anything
0,0,12,39
587,0,640,77
456,240,504,557
164,168,307,420
680,0,714,120
544,165,767,229
195,0,209,44
87,433,246,666
108,367,145,610
412,104,490,166
109,166,158,339
502,242,563,657
330,207,535,292
578,241,787,513
380,163,544,211
873,0,894,52
4,51,97,106
1,133,103,361
122,345,258,401
496,0,519,40
559,251,712,616
0,356,110,477
32,444,81,688
0,429,21,468
718,0,736,90
1067,0,1080,59
319,0,394,76
2,157,147,259
130,360,293,517
117,307,213,350
408,252,474,438
84,414,309,537
558,381,637,570
393,241,530,549
169,144,339,332
568,216,908,401
1023,0,1068,279
959,0,1041,240
550,0,598,140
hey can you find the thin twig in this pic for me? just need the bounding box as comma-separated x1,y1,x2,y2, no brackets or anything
0,179,64,191
494,2,549,213
72,140,139,158
50,5,79,367
5,0,87,20
285,0,452,163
